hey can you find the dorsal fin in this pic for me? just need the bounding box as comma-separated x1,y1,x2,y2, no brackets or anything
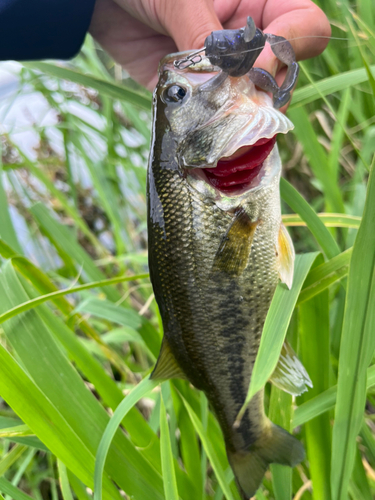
269,341,312,396
212,207,259,277
151,337,187,381
276,223,295,289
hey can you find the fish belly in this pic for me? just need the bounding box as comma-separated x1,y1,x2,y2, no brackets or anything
149,163,280,442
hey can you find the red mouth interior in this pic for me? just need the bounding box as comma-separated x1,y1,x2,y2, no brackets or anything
204,135,277,194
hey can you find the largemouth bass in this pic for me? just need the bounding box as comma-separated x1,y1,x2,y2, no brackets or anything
148,53,308,498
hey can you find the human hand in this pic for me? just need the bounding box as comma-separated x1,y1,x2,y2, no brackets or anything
89,0,331,92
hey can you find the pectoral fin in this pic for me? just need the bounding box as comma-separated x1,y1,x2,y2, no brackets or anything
212,208,258,277
269,341,312,396
151,337,187,381
277,223,295,289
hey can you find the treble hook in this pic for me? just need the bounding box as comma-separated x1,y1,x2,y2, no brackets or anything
173,48,205,70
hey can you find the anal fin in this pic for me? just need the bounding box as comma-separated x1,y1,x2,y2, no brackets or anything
269,341,312,396
212,207,258,277
277,223,295,289
151,337,187,381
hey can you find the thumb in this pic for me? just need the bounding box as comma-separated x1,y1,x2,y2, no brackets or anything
162,0,222,51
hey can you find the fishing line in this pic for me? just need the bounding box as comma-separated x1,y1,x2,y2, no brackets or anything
207,36,353,59
175,35,356,69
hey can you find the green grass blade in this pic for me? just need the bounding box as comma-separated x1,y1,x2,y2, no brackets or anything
0,344,111,497
58,460,75,500
360,421,375,469
290,65,375,107
350,448,372,500
293,365,375,429
299,272,331,500
269,386,293,500
237,252,319,420
280,179,341,259
0,272,149,325
0,445,27,476
94,377,159,500
29,203,120,301
282,213,361,229
0,263,164,500
23,62,152,110
67,472,92,500
328,88,351,181
287,109,345,214
0,166,22,254
74,298,142,329
297,248,352,305
8,448,37,500
160,393,179,500
200,393,208,498
0,478,34,500
348,18,375,99
0,241,136,374
181,396,235,500
10,145,106,255
177,405,203,499
0,425,31,438
331,163,375,500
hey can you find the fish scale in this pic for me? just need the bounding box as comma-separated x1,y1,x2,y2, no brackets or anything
148,53,305,498
150,147,280,441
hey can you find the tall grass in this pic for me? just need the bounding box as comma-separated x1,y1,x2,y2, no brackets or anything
0,3,374,500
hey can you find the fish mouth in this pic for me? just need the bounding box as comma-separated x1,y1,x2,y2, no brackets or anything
197,135,277,195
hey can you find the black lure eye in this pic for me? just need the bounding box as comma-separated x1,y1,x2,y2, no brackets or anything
163,85,187,103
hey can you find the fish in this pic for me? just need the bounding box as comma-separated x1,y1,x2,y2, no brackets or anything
148,52,311,499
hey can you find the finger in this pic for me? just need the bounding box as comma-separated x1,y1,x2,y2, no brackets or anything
255,1,331,77
162,0,223,51
90,0,176,88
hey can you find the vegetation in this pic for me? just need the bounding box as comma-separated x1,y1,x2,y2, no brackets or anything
0,2,374,499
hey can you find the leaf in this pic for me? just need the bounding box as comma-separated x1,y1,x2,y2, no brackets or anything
173,401,202,499
282,213,361,229
299,260,332,500
287,109,345,214
0,477,34,500
74,297,142,329
0,344,115,499
58,460,75,500
297,248,352,305
0,444,27,476
0,424,31,438
0,263,165,500
23,62,152,110
29,203,121,301
181,396,235,500
237,252,319,421
94,377,159,500
0,165,22,254
331,161,375,499
280,179,341,259
160,392,179,500
293,365,375,429
290,64,375,107
269,387,293,500
0,272,149,325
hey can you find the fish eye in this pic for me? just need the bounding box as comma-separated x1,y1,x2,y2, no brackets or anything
162,85,187,104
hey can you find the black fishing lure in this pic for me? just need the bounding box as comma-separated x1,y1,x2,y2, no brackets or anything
175,17,299,108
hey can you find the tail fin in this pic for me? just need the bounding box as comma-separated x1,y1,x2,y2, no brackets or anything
228,422,304,499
